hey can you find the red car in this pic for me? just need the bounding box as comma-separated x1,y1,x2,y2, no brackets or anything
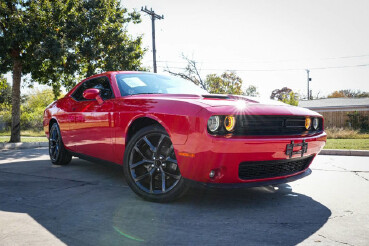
44,71,326,202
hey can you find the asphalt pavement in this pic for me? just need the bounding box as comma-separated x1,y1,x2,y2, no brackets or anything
0,147,368,246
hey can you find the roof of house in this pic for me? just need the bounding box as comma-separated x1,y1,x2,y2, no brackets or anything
299,98,369,110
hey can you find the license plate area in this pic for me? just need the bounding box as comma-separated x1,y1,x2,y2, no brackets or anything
286,140,308,158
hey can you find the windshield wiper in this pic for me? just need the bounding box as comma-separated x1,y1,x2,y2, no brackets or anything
130,92,163,95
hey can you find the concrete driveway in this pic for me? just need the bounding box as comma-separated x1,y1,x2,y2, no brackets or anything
0,148,368,246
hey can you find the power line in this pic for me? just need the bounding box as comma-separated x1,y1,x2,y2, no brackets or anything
322,54,369,60
152,53,369,65
311,63,369,70
158,63,369,72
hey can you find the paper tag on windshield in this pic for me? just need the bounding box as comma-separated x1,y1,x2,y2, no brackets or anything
123,77,146,88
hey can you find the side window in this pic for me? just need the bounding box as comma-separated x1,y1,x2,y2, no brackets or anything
93,77,114,100
72,76,114,101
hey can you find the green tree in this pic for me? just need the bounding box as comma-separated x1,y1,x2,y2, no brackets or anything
270,87,292,100
271,87,299,106
244,85,259,97
281,91,299,106
0,1,144,142
328,89,369,98
206,71,243,95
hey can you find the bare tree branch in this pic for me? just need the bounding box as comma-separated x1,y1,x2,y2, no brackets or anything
165,69,197,84
191,59,207,90
164,54,208,90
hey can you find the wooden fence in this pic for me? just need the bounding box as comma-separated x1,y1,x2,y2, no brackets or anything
317,110,369,128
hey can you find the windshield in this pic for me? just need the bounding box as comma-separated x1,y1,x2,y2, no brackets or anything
115,73,208,96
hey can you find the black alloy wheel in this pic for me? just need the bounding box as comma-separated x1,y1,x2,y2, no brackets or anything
49,123,72,165
123,125,188,202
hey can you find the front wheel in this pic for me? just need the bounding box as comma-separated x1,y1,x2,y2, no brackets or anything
49,123,72,165
123,125,189,202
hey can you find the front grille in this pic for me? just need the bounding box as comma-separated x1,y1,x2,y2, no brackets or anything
238,155,314,180
234,115,323,136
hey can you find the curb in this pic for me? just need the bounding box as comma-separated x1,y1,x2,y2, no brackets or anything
1,142,368,157
0,142,48,150
319,149,369,156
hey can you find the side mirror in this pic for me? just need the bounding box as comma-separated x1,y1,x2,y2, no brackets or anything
83,88,100,100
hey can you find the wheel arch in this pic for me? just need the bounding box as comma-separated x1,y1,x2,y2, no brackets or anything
49,118,58,129
125,115,170,146
46,118,59,139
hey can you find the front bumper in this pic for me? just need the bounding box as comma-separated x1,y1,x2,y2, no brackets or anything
186,168,312,188
174,132,326,184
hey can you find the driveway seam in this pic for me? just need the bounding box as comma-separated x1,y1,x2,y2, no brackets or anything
0,169,96,185
0,169,130,188
317,234,355,246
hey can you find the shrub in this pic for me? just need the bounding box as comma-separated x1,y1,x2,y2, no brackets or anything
21,89,55,131
325,127,369,139
0,89,55,132
0,103,12,131
347,111,369,131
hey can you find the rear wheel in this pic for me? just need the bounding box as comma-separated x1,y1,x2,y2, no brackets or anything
49,123,72,165
123,125,188,202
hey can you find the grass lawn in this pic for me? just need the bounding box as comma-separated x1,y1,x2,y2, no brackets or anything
324,139,369,150
0,136,47,143
0,130,45,137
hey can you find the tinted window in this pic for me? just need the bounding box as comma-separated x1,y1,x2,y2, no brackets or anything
72,76,114,101
115,73,208,96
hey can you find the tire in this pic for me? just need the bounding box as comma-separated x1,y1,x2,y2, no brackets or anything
123,125,189,202
49,123,72,165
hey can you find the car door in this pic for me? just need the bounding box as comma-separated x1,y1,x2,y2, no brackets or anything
70,76,115,162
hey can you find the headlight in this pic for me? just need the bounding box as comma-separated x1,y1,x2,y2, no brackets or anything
224,115,236,132
313,117,319,130
305,117,311,130
207,116,220,132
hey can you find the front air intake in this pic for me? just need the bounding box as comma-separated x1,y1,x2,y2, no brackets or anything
238,155,314,180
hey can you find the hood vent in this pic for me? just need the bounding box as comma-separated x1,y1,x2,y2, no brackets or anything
202,94,230,99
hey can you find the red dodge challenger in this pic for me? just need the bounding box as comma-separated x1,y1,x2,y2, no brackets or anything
44,71,327,202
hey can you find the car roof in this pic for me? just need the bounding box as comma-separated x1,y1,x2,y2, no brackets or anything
83,71,146,81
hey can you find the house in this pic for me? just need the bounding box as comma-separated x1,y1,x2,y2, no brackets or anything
299,98,369,128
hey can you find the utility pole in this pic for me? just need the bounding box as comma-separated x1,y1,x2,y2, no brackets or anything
306,69,312,100
141,6,164,73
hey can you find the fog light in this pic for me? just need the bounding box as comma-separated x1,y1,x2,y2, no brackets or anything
305,117,311,130
209,170,216,178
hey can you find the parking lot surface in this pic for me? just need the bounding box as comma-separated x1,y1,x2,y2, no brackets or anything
0,147,368,246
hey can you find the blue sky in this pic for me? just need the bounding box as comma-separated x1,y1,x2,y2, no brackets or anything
123,0,369,98
9,0,369,98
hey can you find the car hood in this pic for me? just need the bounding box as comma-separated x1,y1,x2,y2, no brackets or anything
122,94,321,117
195,94,285,107
195,95,319,116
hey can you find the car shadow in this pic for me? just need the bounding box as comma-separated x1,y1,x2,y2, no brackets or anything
0,157,331,246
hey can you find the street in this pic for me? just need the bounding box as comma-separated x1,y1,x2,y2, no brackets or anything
0,147,368,246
